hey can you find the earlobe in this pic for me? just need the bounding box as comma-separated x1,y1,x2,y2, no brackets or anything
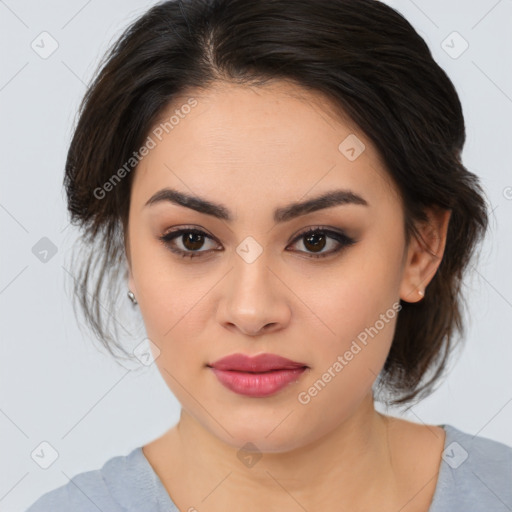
399,206,452,303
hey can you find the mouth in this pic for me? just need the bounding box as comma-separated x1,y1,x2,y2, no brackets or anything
207,353,309,397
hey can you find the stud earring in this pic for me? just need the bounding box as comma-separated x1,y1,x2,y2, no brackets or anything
418,289,424,298
127,290,138,305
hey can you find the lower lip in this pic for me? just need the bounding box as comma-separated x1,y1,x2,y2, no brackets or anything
210,367,307,397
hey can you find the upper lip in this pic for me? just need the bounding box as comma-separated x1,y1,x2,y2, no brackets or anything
208,353,308,372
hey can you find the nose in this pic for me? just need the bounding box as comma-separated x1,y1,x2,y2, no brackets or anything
216,252,292,337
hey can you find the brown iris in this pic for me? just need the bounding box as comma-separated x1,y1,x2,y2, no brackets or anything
303,232,327,253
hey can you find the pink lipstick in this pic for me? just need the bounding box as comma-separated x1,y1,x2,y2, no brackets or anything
208,353,308,397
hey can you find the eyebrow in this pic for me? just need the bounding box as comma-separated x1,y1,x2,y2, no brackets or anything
144,187,369,223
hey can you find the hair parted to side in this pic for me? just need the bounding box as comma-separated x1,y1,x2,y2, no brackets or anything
64,0,489,406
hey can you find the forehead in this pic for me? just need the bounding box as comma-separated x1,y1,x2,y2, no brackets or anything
131,81,400,217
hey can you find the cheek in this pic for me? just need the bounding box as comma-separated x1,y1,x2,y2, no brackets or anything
302,238,403,390
297,290,398,427
131,258,218,381
129,226,199,335
307,248,401,346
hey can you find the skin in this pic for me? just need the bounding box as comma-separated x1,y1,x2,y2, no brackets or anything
125,80,451,512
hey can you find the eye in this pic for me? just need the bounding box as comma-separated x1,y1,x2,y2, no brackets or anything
158,226,220,259
158,225,357,260
287,226,357,259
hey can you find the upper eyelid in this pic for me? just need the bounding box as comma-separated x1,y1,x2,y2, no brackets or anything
161,225,350,246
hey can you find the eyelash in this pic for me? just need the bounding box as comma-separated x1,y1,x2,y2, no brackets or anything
158,225,357,260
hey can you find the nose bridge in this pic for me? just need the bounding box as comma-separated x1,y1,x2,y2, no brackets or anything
219,236,290,334
231,237,275,304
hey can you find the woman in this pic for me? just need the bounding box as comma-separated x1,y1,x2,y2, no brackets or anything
26,0,512,511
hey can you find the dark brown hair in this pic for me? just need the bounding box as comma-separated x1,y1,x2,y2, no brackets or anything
64,0,489,405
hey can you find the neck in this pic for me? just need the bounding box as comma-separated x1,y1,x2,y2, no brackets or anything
168,393,401,510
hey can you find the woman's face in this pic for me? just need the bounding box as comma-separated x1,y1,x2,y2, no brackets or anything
126,81,426,452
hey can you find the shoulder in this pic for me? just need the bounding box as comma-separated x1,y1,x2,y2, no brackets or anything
430,424,512,512
25,447,152,512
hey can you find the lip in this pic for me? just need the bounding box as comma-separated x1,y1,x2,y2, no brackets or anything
208,353,308,397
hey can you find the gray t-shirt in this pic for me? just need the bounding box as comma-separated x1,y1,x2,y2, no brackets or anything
25,424,512,511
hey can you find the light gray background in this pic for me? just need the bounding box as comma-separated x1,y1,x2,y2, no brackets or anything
1,1,511,510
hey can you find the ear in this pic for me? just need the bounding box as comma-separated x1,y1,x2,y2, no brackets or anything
399,206,452,303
